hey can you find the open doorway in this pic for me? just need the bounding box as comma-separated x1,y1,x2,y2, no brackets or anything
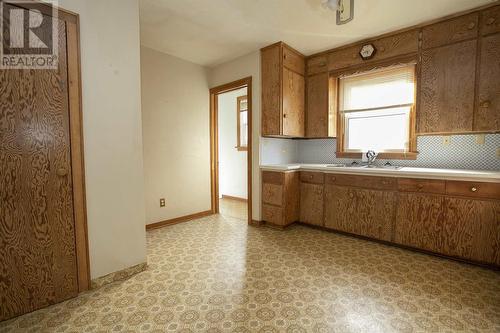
209,77,252,224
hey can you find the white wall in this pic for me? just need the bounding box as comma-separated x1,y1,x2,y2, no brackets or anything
209,51,261,220
218,88,248,199
141,46,211,225
58,0,147,279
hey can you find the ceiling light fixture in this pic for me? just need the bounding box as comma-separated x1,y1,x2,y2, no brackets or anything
322,0,354,25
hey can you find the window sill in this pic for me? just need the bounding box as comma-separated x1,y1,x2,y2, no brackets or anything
336,151,418,160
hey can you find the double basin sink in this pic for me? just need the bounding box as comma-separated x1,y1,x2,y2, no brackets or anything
326,163,403,170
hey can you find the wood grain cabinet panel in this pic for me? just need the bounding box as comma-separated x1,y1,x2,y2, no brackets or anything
395,193,445,253
418,40,476,133
282,68,305,137
422,13,478,49
300,183,324,226
306,55,328,75
443,197,500,265
446,180,500,200
325,185,395,241
480,5,500,35
306,73,329,137
475,33,500,132
326,173,397,191
283,46,305,75
261,171,299,227
262,204,284,225
300,171,324,184
262,183,283,206
398,178,446,194
261,45,282,136
262,171,283,185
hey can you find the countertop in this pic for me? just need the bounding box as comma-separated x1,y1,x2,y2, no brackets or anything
260,164,500,183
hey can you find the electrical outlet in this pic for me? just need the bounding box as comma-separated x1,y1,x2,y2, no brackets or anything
442,136,451,145
475,134,485,145
160,198,166,207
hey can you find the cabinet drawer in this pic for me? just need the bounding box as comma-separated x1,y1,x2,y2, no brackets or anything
283,46,305,75
262,171,283,185
325,174,397,191
481,5,500,35
300,171,324,184
446,181,500,200
262,204,284,225
422,13,478,49
398,178,446,194
306,55,328,75
328,30,418,71
262,183,283,206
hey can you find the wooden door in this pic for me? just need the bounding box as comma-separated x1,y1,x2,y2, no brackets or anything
299,183,324,226
306,73,329,138
0,9,79,321
261,45,281,136
475,33,500,131
443,197,500,265
418,40,476,133
282,67,305,137
394,193,445,253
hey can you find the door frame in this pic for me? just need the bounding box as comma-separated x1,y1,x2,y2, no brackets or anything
209,77,253,224
12,1,91,292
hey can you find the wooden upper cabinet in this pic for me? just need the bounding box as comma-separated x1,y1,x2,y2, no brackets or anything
306,54,328,75
475,33,500,132
261,42,305,137
422,13,478,49
480,5,500,35
327,30,419,71
418,40,477,134
306,73,330,138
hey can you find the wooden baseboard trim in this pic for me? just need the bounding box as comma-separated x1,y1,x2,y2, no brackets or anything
146,210,213,230
221,195,248,202
249,219,263,227
91,262,147,289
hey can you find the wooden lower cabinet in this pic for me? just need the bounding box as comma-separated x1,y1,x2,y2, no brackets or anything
261,171,299,227
324,185,395,241
299,182,324,226
442,197,500,265
395,193,445,253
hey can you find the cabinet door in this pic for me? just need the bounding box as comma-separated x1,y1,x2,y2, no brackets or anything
475,33,500,131
443,197,500,265
299,183,324,226
306,73,329,138
282,67,305,137
395,193,445,253
261,45,282,136
325,185,395,241
419,40,476,133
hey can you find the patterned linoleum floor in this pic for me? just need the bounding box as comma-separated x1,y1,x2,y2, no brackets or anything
1,213,500,333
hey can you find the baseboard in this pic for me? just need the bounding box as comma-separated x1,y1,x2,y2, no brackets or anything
249,219,263,227
146,210,213,230
221,194,248,202
91,262,147,289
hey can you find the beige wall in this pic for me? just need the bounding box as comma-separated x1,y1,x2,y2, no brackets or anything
209,51,261,220
141,47,211,224
58,0,147,279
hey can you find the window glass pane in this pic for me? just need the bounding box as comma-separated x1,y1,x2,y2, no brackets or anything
340,65,415,111
240,110,248,147
345,107,410,151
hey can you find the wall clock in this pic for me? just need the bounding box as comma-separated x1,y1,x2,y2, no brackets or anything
359,44,376,60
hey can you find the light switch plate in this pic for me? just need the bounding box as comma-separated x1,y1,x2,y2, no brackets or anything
442,136,451,145
476,134,485,145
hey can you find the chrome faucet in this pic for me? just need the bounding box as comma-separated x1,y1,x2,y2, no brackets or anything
366,150,378,166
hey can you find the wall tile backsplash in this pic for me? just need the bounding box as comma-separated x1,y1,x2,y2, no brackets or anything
262,134,500,171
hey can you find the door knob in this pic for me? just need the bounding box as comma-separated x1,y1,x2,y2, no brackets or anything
56,168,68,177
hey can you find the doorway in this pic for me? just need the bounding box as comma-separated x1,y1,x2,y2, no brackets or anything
209,77,252,224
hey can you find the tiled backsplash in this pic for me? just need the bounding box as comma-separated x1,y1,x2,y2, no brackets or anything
262,134,500,171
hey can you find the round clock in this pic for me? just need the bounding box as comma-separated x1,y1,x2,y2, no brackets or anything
359,44,376,60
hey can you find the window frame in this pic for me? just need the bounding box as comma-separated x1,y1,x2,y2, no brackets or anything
236,95,248,151
335,63,418,160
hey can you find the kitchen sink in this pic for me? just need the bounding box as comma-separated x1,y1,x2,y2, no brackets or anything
326,163,366,168
326,164,403,170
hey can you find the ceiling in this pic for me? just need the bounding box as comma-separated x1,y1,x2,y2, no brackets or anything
139,0,494,68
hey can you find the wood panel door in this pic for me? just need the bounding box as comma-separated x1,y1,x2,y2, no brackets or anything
325,185,395,241
0,9,80,321
418,40,477,134
306,73,329,138
282,68,305,137
299,183,324,226
475,33,500,131
443,197,500,265
394,193,445,253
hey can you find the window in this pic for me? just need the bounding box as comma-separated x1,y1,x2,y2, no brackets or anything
236,95,248,151
338,64,416,158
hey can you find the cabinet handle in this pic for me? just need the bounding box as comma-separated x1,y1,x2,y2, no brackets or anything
309,175,314,179
471,187,477,192
417,184,424,189
56,168,68,177
480,100,491,108
283,114,287,118
486,17,495,25
319,62,327,67
330,176,336,181
467,22,476,30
